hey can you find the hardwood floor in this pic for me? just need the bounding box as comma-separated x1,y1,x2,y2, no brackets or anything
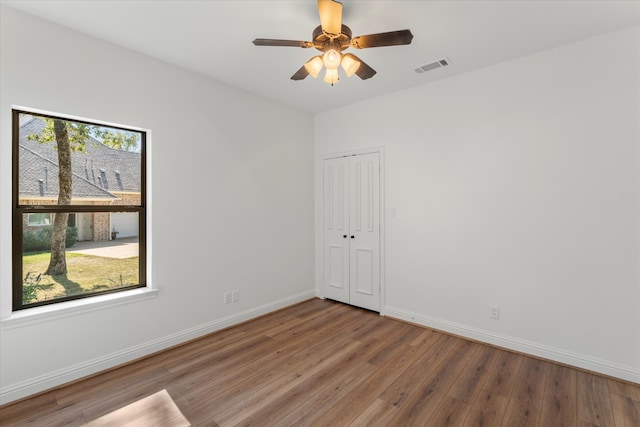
1,298,639,426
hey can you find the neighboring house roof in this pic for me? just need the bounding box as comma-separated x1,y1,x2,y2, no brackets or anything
19,145,118,200
19,117,141,201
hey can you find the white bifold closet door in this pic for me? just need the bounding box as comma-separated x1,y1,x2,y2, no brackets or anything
323,152,380,312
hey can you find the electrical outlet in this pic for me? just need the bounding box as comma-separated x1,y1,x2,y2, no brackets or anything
232,290,239,303
224,291,232,304
490,305,500,319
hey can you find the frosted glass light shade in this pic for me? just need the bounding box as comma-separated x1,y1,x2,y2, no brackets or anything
341,53,361,77
322,49,342,70
323,68,340,85
304,56,323,78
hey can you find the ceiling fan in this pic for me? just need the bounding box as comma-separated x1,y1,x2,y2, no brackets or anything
252,0,414,85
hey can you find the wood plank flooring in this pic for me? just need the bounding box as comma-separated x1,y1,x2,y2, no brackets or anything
1,298,639,426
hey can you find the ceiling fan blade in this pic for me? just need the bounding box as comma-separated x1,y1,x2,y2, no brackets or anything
318,0,342,35
352,56,377,80
351,29,414,49
291,65,310,81
253,39,313,48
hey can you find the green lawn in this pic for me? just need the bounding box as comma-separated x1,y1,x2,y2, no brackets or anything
22,252,139,304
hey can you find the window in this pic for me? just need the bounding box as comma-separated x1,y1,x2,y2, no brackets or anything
13,109,146,310
27,213,51,226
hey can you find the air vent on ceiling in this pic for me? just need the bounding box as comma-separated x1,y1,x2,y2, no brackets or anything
415,57,451,74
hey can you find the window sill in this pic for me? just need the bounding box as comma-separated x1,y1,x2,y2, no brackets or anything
1,288,158,330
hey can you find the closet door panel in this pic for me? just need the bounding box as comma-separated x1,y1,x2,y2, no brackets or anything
349,153,380,312
323,157,350,304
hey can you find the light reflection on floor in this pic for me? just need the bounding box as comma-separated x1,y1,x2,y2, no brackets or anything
86,389,190,426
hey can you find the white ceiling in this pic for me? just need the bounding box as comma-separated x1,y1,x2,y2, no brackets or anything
3,0,640,113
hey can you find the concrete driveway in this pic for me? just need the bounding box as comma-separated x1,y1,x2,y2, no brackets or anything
67,237,139,259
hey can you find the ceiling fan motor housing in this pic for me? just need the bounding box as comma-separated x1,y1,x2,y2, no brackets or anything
313,25,352,52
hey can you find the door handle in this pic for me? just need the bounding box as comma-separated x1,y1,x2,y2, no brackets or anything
343,235,347,238
351,235,355,239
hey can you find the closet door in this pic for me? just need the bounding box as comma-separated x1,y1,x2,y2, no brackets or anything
349,152,380,311
323,157,350,304
323,153,380,312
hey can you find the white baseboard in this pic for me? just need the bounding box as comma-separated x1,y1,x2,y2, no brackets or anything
384,305,640,384
0,290,315,405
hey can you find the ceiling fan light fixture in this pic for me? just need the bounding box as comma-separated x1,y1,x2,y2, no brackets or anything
304,56,324,78
323,68,340,85
322,49,342,69
254,0,414,84
341,53,360,77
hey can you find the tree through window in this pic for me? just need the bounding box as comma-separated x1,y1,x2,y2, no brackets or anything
13,109,147,310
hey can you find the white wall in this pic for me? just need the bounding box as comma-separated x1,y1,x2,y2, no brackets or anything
0,6,314,403
316,25,640,382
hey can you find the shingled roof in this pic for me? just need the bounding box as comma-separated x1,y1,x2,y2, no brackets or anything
19,117,141,201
